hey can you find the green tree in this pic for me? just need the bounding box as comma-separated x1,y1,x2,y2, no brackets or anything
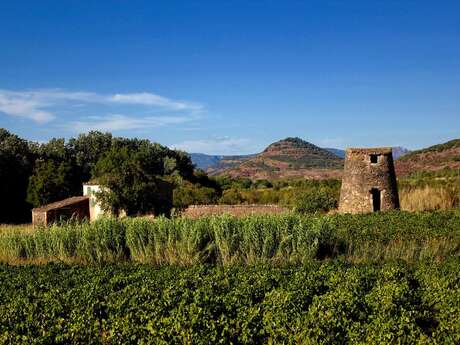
67,131,113,181
173,181,219,209
92,145,173,216
219,188,245,205
26,160,77,207
0,128,34,222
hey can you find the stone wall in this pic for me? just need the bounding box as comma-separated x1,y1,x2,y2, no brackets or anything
32,210,47,226
181,204,289,218
339,148,399,214
32,197,90,226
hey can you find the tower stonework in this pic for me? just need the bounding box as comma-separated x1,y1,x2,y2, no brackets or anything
339,147,399,214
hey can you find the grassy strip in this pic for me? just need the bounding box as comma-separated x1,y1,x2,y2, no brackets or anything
0,210,459,265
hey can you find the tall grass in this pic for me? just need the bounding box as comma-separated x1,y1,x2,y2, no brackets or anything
0,211,459,265
400,186,460,211
0,224,34,235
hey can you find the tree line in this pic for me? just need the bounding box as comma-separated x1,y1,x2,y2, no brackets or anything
0,128,200,223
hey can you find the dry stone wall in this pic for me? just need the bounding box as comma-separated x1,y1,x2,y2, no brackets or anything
181,205,289,218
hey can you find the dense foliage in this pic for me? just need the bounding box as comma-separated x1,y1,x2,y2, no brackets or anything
209,177,341,211
0,260,458,344
293,189,338,214
1,210,458,265
91,140,192,216
0,129,34,222
0,129,196,222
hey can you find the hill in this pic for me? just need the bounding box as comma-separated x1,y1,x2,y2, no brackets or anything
396,139,460,176
189,153,254,171
188,153,223,170
324,148,345,158
209,137,344,179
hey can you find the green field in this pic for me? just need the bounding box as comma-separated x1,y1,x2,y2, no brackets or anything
0,261,458,344
1,211,459,344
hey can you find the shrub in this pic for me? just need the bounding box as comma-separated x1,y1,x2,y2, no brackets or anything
294,189,338,214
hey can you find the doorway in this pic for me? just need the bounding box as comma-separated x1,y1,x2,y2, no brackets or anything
370,188,381,212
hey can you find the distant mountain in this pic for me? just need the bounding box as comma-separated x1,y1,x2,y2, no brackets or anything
206,154,255,175
325,148,345,158
396,139,460,176
208,137,343,180
392,147,411,159
189,153,254,171
190,146,410,171
189,153,222,170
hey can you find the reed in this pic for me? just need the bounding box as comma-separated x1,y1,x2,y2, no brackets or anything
0,210,458,265
400,186,460,211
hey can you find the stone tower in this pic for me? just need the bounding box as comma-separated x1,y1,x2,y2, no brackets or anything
339,147,399,213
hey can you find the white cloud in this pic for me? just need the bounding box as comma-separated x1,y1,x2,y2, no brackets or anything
67,114,191,132
0,92,55,123
109,93,202,111
0,89,202,124
173,137,253,155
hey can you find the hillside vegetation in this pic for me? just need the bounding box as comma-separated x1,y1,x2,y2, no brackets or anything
396,139,460,176
210,137,343,179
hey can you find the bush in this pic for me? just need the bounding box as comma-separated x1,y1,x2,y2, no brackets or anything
173,181,219,209
294,189,338,214
219,188,245,205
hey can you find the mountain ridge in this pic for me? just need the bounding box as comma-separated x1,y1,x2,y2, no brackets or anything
395,139,460,176
189,141,411,173
201,137,344,179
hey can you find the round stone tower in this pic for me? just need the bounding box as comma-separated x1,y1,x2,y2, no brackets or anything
339,147,399,213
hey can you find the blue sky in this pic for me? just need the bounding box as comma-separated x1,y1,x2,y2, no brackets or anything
0,0,459,154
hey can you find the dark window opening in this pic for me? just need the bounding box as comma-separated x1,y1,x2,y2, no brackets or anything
370,154,378,163
371,188,381,212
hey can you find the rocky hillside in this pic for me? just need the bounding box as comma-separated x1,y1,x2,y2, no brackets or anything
396,139,460,176
209,137,344,179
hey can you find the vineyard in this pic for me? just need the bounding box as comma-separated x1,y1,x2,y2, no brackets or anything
0,261,458,344
0,211,459,343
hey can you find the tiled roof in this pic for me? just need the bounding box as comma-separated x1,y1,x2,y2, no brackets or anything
32,196,89,212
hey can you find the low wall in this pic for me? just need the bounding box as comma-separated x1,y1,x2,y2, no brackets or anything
181,204,290,218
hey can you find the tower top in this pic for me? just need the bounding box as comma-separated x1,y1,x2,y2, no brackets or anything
345,147,393,155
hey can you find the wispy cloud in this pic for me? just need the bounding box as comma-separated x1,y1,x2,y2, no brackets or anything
173,137,255,155
68,114,191,132
0,89,202,125
0,92,55,123
109,93,201,111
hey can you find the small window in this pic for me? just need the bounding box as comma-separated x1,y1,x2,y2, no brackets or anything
370,154,378,163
